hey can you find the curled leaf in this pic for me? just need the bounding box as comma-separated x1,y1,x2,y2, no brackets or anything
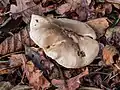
87,17,109,38
0,81,12,90
25,61,50,90
0,27,34,56
102,45,119,65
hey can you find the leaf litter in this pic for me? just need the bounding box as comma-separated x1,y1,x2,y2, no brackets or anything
0,0,120,90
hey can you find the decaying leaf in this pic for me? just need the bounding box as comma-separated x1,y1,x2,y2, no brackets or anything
52,68,88,90
105,26,120,52
102,45,119,65
56,3,71,14
11,85,32,90
65,0,82,11
106,0,120,4
0,0,9,7
10,0,43,23
30,14,99,68
0,27,35,56
0,8,5,25
24,61,50,90
0,68,10,75
0,81,12,90
79,87,102,90
87,17,109,38
56,0,90,21
87,0,91,5
15,0,55,23
9,54,27,67
95,3,112,16
113,3,120,9
105,26,120,39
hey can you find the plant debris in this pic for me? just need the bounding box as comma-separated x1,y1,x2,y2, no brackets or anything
0,0,120,90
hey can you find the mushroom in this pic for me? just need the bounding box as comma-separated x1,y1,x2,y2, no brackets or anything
30,14,99,68
48,17,96,39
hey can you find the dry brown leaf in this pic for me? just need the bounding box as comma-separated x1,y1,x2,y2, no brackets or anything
102,45,119,65
0,68,10,75
52,68,88,90
105,26,120,39
13,0,43,23
79,87,102,90
0,0,9,7
65,0,82,10
106,0,120,4
95,3,112,16
56,3,71,14
0,27,35,56
87,17,109,38
11,85,32,90
15,0,55,23
0,8,5,24
113,4,120,9
0,81,12,90
9,54,27,67
25,61,50,90
76,6,88,21
12,54,50,89
86,0,91,5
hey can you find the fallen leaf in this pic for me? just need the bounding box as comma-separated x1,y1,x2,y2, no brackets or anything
65,0,82,10
25,61,50,90
9,54,26,67
11,85,32,90
0,0,9,7
87,17,109,38
15,0,56,23
0,68,10,75
0,8,5,24
106,0,120,4
95,3,112,17
14,0,43,23
105,26,120,51
76,7,88,21
102,45,119,65
105,26,120,39
79,86,102,90
56,3,71,14
0,27,35,56
87,0,91,5
52,68,88,90
113,4,120,9
0,81,12,90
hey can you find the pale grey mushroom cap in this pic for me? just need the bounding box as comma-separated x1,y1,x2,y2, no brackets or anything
30,14,99,68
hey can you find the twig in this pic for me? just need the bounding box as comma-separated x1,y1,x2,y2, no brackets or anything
110,73,119,80
0,11,10,16
0,64,22,72
0,51,24,59
114,64,120,70
88,72,109,75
